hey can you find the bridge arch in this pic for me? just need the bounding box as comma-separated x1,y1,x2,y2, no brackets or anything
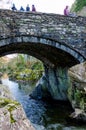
0,10,86,101
0,35,85,68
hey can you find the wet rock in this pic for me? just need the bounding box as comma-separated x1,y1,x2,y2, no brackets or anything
30,75,51,100
31,66,71,101
0,104,35,130
68,62,86,124
0,84,14,99
68,62,86,90
0,84,35,130
68,108,86,124
69,62,86,81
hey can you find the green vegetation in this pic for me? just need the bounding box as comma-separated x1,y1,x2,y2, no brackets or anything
71,0,86,12
68,86,86,112
0,97,20,123
0,98,20,108
0,55,44,123
75,89,86,110
0,54,44,82
7,104,18,123
1,54,85,113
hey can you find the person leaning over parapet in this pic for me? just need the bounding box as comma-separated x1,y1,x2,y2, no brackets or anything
26,4,30,11
11,3,17,11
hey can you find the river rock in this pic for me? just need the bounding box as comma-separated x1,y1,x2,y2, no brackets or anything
30,75,51,100
68,108,86,124
68,62,86,124
0,84,35,130
68,62,86,90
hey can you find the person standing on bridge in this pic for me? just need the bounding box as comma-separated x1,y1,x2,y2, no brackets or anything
20,6,25,11
11,3,17,11
32,4,36,12
26,4,30,11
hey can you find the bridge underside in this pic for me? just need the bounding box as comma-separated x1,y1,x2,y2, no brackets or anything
0,36,85,101
0,37,84,68
0,43,79,67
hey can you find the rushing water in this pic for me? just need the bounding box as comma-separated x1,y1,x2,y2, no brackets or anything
1,79,86,130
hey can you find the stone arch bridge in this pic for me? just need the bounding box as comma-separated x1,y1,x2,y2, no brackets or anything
0,10,86,101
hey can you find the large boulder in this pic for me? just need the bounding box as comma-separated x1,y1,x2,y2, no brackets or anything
68,108,86,124
68,62,86,90
0,84,35,130
68,62,86,124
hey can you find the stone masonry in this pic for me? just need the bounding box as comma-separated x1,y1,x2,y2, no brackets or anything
0,9,86,101
0,9,86,67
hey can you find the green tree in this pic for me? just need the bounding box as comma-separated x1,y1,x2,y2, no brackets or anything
71,0,86,12
0,54,44,82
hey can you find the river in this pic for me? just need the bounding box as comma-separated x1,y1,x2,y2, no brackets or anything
1,78,86,130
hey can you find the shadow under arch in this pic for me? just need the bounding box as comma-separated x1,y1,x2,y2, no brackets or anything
1,35,85,101
0,35,85,68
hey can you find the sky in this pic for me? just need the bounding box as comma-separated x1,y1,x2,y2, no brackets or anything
12,0,75,14
0,0,75,15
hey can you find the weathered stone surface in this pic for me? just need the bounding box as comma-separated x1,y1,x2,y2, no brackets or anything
31,66,71,101
68,108,86,124
0,84,14,99
0,10,86,102
67,62,86,124
0,105,35,130
0,105,34,130
0,9,86,68
69,62,86,89
0,84,35,130
30,74,51,100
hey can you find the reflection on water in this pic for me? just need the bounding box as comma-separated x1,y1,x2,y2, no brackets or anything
1,78,86,130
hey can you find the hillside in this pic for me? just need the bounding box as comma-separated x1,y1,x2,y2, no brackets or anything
71,0,86,12
71,0,86,16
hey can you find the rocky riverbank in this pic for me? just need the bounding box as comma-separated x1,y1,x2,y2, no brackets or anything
0,84,35,130
68,62,86,124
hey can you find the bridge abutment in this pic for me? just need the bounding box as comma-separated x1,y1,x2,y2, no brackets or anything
30,65,71,101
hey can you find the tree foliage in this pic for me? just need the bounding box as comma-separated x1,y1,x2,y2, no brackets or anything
0,54,44,82
71,0,86,12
